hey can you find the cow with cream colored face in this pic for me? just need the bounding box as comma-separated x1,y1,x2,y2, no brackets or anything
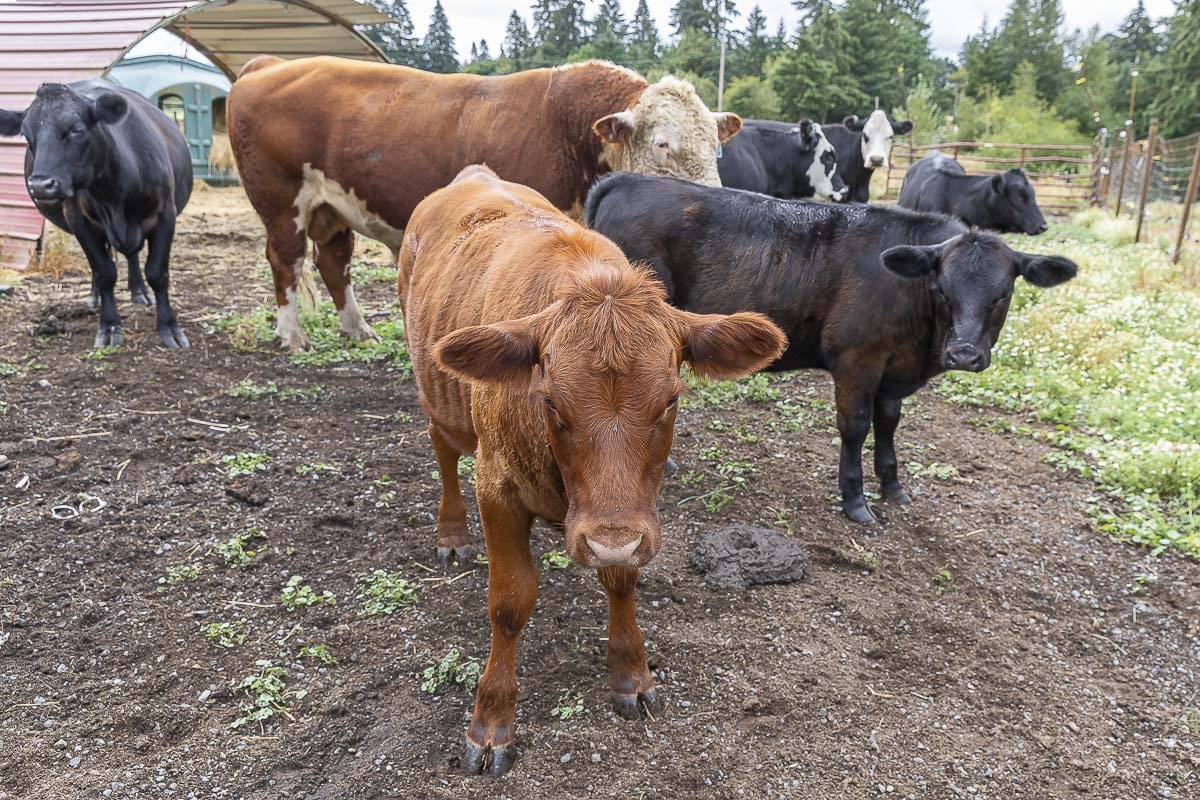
822,110,914,203
226,56,741,352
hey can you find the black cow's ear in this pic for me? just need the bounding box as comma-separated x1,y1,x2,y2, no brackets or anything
94,93,128,125
843,115,864,131
0,109,23,137
990,173,1005,193
892,120,914,135
881,244,944,279
1017,254,1077,288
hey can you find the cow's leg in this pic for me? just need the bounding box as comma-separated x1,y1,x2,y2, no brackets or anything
599,565,658,720
834,368,879,524
144,213,187,349
74,222,123,348
127,250,152,305
873,396,911,504
430,423,473,567
264,225,309,352
465,490,536,778
311,207,378,343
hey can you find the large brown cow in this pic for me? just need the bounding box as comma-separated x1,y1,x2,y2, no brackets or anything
228,56,742,351
399,165,784,775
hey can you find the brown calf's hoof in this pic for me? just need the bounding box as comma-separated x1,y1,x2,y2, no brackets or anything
883,486,912,505
437,544,476,570
612,686,660,720
465,739,515,777
843,501,877,525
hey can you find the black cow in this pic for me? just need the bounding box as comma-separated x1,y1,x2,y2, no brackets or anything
0,80,193,348
585,173,1077,524
822,110,913,203
898,152,1048,235
718,119,847,201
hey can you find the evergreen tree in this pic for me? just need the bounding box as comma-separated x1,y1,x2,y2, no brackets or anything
961,0,1068,102
363,0,421,67
628,0,661,67
840,0,934,111
469,42,479,63
1106,1,1164,131
479,39,492,61
733,5,771,78
772,3,867,120
670,0,737,40
504,10,535,68
420,0,459,73
772,18,788,55
538,0,587,61
1151,0,1200,137
590,0,628,63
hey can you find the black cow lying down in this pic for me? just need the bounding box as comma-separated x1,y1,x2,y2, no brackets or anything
899,152,1048,235
0,80,193,348
586,173,1078,524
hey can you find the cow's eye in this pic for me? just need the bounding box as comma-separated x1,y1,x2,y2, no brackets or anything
862,134,870,143
544,396,566,431
656,141,670,151
66,126,85,140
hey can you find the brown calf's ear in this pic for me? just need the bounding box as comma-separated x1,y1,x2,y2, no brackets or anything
0,109,23,137
1016,253,1077,288
593,111,636,146
714,112,742,143
679,311,786,381
880,243,945,279
434,318,540,386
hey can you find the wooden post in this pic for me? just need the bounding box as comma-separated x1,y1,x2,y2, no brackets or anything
1172,133,1200,264
1134,118,1158,243
1114,123,1134,217
1101,133,1118,206
1019,145,1027,169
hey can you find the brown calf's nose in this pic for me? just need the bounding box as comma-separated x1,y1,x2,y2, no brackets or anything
585,535,643,567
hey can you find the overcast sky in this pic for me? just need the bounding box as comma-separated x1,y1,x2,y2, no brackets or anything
134,0,1178,63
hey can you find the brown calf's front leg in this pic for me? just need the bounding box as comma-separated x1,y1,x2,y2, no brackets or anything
598,565,658,719
465,489,537,777
873,396,911,505
429,423,474,567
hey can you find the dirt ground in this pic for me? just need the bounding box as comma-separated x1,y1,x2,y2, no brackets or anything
1,187,1197,800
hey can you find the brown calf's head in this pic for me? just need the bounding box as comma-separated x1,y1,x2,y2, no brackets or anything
436,255,784,570
593,75,741,188
881,230,1077,372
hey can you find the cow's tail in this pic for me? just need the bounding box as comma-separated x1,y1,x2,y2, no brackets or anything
583,175,621,228
296,258,319,314
237,55,285,80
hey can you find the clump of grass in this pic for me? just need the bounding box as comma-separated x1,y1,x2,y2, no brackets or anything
421,649,482,694
681,369,780,408
226,379,278,400
932,567,953,597
231,660,307,729
160,562,201,587
295,462,340,477
298,644,336,665
541,550,572,570
204,620,247,649
222,452,270,478
213,528,266,567
354,261,399,284
550,689,586,721
359,569,419,616
280,575,337,610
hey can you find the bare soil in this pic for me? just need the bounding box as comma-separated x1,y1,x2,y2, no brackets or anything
1,188,1197,800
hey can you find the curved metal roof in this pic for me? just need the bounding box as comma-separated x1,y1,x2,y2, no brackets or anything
0,0,393,268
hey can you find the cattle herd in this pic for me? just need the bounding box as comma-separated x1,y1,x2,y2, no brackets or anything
2,55,1080,777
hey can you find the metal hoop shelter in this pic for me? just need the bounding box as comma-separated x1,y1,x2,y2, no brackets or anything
0,0,392,269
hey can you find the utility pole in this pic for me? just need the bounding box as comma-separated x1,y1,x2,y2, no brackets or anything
717,18,727,112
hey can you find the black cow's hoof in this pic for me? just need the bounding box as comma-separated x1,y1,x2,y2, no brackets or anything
612,686,660,720
159,325,190,349
437,544,475,570
662,456,679,480
883,486,912,505
86,291,99,312
130,286,153,305
843,502,877,525
94,326,124,348
465,740,515,777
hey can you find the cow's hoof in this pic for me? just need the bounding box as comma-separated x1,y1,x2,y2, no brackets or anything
437,544,475,570
86,291,99,312
277,328,310,352
883,486,912,505
130,286,153,305
843,501,877,525
464,739,514,777
662,456,678,480
159,325,190,349
612,686,660,720
94,326,124,348
340,322,381,343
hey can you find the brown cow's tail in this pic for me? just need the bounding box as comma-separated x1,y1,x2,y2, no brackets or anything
296,259,319,314
237,55,285,80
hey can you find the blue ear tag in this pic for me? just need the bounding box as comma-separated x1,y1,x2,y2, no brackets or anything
716,144,723,159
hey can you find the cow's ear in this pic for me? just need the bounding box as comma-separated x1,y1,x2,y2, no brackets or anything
881,243,945,279
0,109,23,137
990,173,1005,193
714,112,742,143
593,111,635,146
892,119,914,135
94,93,128,125
843,115,865,131
434,316,541,386
676,310,786,380
798,119,814,142
1016,253,1077,288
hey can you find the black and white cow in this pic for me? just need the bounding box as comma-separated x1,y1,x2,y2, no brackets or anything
0,80,193,348
717,119,847,201
822,110,913,203
898,152,1048,235
585,173,1077,524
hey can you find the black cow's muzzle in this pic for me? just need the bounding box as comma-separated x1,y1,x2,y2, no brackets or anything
869,156,885,168
27,175,70,201
943,343,989,373
1027,221,1049,235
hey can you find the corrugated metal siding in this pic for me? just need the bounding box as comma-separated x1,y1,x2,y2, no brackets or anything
0,0,391,269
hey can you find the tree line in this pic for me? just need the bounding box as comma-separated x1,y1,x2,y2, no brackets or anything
362,0,1200,141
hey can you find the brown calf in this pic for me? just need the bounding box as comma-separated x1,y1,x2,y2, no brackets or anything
228,56,741,352
398,165,784,775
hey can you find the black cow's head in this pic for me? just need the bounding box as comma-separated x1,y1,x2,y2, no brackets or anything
843,111,913,169
0,84,129,202
987,168,1048,235
793,120,846,201
880,231,1076,372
